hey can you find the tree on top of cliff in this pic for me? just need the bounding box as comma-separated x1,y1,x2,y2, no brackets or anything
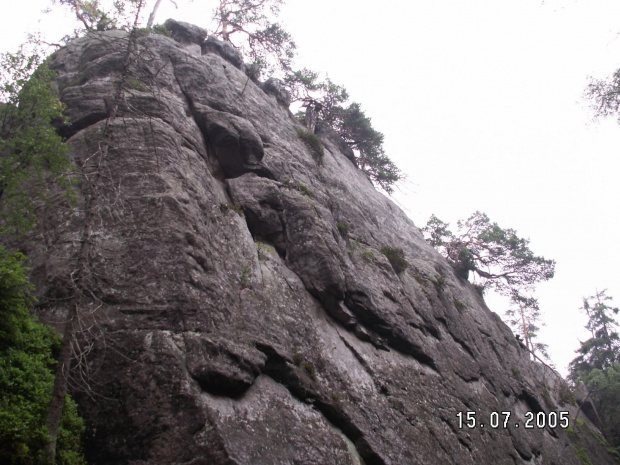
285,69,402,193
423,212,555,359
423,212,555,293
210,0,296,77
51,0,143,34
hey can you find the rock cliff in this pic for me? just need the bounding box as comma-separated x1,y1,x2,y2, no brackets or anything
21,24,619,464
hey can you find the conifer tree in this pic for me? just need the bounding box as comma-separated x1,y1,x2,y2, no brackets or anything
210,0,296,77
569,290,620,451
423,212,555,358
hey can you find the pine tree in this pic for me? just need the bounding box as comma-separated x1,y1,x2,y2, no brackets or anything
569,290,620,450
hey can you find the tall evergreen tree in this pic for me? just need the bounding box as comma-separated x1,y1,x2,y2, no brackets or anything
569,290,620,451
570,290,619,378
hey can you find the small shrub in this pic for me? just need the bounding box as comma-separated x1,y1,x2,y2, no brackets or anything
349,237,362,253
337,221,349,238
134,27,152,37
291,182,313,198
429,274,446,289
239,266,250,286
558,382,576,407
511,366,522,382
126,79,148,92
574,446,594,465
454,299,466,310
292,348,303,366
303,362,316,379
220,202,244,217
152,24,173,37
380,246,409,274
256,241,276,260
473,283,485,297
361,250,375,262
296,128,324,159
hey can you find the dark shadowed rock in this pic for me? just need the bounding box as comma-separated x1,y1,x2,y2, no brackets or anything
19,25,619,465
262,77,291,107
201,36,243,69
164,19,207,45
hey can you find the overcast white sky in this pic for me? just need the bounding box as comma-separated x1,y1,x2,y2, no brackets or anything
3,0,620,376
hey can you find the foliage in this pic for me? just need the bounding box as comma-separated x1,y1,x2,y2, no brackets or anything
220,202,244,217
285,69,401,193
151,23,173,37
292,348,303,366
570,290,619,377
429,274,446,289
302,361,316,379
239,265,251,285
126,78,148,92
569,290,620,450
336,221,349,238
0,48,74,236
335,102,400,192
505,291,549,359
256,241,275,260
423,212,554,359
574,446,594,465
422,212,555,292
558,381,576,407
0,247,85,464
585,69,620,123
289,182,313,198
360,250,375,262
380,246,408,274
285,69,349,125
51,0,144,36
210,0,296,78
296,128,324,159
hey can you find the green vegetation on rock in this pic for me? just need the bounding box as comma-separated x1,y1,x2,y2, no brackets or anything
0,247,85,464
296,128,324,160
380,246,408,274
0,48,74,236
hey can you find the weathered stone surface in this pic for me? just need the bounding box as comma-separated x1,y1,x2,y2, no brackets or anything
262,77,291,107
164,19,207,46
21,26,619,465
201,36,243,69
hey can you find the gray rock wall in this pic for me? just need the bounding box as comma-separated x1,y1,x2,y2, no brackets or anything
23,28,617,464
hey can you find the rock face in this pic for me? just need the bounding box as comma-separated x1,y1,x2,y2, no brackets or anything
24,27,617,464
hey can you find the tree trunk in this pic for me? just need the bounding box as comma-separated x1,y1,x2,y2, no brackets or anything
305,105,318,133
43,304,77,464
147,0,163,28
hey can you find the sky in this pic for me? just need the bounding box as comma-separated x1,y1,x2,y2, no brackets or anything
3,0,620,377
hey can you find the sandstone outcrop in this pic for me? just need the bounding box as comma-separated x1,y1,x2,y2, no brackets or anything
22,25,618,464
